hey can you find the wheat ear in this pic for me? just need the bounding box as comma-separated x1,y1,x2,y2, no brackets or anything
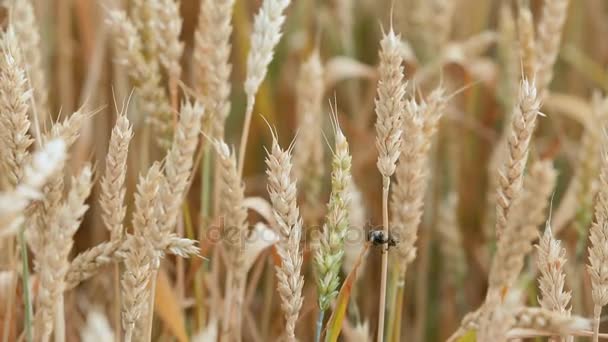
480,160,556,340
193,0,235,139
100,114,132,241
4,0,48,126
265,133,304,342
374,26,405,342
122,164,162,342
536,0,569,95
214,140,247,340
293,49,325,222
106,9,173,147
494,79,541,238
518,3,537,80
159,100,203,235
536,221,571,320
0,27,33,187
0,139,65,236
436,192,466,285
99,112,132,339
35,165,92,342
587,128,608,342
314,120,352,339
238,0,292,176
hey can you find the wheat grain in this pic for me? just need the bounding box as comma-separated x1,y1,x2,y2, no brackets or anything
265,133,304,341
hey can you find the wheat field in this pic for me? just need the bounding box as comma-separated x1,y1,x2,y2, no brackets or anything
1,0,608,341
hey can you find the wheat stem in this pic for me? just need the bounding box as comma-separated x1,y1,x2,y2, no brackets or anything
378,178,390,342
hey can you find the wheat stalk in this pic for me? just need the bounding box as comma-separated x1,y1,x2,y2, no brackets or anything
265,133,304,342
374,27,405,341
238,0,292,176
193,0,235,139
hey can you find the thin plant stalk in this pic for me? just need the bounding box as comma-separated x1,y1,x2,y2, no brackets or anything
378,178,390,342
237,100,254,178
222,271,234,337
593,305,601,342
144,270,159,342
113,263,121,341
391,280,405,342
19,228,32,342
54,296,65,342
314,310,325,342
198,143,213,327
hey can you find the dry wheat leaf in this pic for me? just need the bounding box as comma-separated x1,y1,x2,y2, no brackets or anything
324,243,370,342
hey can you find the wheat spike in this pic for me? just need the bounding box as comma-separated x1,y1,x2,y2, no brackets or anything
436,192,466,285
159,100,203,235
106,9,173,147
4,0,48,122
536,222,571,315
494,79,541,237
391,87,446,274
489,159,557,295
265,134,304,341
239,0,292,175
148,0,184,86
34,165,92,342
0,28,33,188
536,0,569,95
315,124,351,311
193,0,235,139
122,163,162,342
0,139,65,235
100,114,132,242
293,50,325,220
374,28,405,179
